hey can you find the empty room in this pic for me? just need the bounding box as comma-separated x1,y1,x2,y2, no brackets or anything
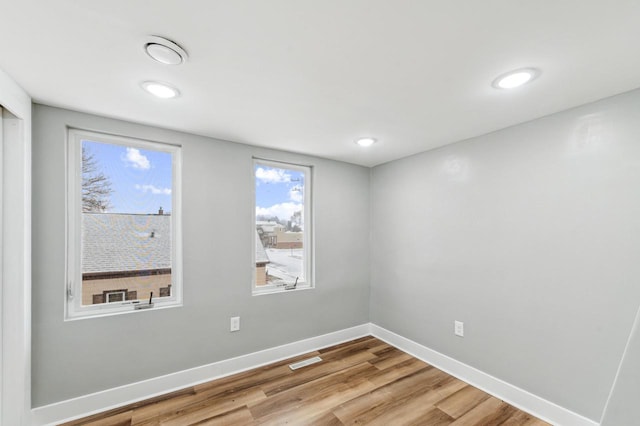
1,1,639,425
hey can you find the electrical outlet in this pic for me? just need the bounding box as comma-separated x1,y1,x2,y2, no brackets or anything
230,316,240,332
454,320,464,337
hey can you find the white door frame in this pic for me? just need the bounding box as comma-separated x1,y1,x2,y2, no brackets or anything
0,68,32,426
0,106,4,424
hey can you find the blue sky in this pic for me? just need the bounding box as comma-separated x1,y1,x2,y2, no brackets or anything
83,140,172,214
255,165,304,224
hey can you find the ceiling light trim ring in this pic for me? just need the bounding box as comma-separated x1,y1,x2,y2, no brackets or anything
492,67,541,89
141,81,181,99
355,137,377,147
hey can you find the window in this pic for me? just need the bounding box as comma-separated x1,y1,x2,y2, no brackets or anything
66,129,182,319
105,291,126,303
253,159,313,294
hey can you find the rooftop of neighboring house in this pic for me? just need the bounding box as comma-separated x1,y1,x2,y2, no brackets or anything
255,229,270,265
82,212,171,274
256,221,285,232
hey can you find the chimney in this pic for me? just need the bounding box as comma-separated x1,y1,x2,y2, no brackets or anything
158,206,164,215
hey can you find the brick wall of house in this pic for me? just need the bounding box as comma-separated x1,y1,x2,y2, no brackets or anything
82,273,172,305
256,264,268,286
274,230,303,249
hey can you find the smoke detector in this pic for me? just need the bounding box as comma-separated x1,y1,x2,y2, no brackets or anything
144,36,188,65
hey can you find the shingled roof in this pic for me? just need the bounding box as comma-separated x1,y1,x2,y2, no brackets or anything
255,229,270,265
82,213,171,274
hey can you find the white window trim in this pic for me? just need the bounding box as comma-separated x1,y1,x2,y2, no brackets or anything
65,128,183,320
252,158,314,295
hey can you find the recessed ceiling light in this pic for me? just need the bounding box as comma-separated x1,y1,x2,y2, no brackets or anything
144,36,188,65
141,81,180,99
492,68,541,89
355,137,377,147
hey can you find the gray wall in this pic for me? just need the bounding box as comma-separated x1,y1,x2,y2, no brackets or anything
31,104,370,407
601,305,640,426
370,89,640,422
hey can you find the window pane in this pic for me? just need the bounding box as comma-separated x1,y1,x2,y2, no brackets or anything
255,163,306,287
81,140,173,306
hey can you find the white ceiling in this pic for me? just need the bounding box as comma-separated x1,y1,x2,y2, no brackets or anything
2,1,640,167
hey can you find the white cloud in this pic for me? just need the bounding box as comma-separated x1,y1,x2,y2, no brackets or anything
289,186,303,202
135,184,172,195
256,202,301,221
123,147,150,170
255,167,291,183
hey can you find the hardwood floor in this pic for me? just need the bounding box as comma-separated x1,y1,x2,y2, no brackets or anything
61,336,550,426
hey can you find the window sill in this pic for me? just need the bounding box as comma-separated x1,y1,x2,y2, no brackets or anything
64,301,182,321
252,284,314,297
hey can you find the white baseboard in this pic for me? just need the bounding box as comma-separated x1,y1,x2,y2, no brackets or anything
30,324,371,426
370,324,599,426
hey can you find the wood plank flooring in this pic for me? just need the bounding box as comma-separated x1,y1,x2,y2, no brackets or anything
61,336,550,426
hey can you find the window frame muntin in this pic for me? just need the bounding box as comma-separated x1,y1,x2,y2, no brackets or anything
65,128,183,320
252,157,314,295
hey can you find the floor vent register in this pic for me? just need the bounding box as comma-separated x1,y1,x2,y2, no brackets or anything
289,356,323,370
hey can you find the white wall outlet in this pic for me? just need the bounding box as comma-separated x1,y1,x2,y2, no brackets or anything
230,316,240,332
454,320,464,337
